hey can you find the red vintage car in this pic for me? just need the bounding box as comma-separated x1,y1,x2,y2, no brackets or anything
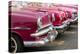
51,5,78,23
39,8,70,33
9,5,58,52
22,6,70,33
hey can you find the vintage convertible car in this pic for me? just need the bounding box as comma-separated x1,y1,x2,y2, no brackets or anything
9,6,58,52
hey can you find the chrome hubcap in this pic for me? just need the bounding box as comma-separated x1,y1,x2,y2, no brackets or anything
10,37,17,53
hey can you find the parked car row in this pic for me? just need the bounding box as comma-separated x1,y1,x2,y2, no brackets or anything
9,2,78,53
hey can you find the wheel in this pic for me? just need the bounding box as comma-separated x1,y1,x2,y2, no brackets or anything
9,34,23,53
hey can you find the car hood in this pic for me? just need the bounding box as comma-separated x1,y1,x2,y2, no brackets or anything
11,9,48,19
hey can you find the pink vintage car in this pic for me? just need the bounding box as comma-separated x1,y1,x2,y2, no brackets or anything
22,6,70,33
9,5,58,52
51,5,78,23
39,8,70,33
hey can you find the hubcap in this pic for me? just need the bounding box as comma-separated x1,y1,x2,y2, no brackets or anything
10,37,17,53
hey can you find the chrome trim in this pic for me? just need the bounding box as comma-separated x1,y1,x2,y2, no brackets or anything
69,17,78,22
47,30,58,42
52,14,55,21
37,16,42,28
31,25,53,37
24,40,48,47
65,12,69,18
53,23,67,29
37,16,52,30
72,12,77,19
48,15,52,23
11,37,17,53
59,14,63,21
38,24,52,31
72,13,75,19
10,27,31,30
24,30,58,47
62,19,70,25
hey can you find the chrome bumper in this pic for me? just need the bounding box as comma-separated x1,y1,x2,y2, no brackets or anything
53,19,70,33
69,17,78,22
53,24,67,29
54,24,68,33
31,25,53,37
24,40,49,47
62,19,70,25
24,25,58,47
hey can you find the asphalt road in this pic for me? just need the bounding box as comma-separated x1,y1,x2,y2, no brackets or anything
23,23,78,52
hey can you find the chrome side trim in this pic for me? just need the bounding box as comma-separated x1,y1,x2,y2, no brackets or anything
10,27,31,30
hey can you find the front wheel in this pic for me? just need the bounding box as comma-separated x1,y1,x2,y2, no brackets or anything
9,35,23,53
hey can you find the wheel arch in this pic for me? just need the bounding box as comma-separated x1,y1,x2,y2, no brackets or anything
10,31,24,45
